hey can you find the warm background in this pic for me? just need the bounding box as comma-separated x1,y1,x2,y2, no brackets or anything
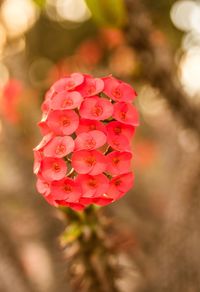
1,0,200,291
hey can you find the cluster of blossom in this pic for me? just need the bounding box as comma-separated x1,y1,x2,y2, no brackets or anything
33,73,139,211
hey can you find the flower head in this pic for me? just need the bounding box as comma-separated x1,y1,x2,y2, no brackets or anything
34,73,138,210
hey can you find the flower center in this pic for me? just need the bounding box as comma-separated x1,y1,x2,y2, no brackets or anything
66,80,75,89
92,105,103,117
112,87,121,99
115,179,121,186
63,184,72,193
88,179,97,188
89,124,96,130
114,126,122,135
86,156,96,166
61,117,70,127
113,157,120,165
120,111,126,120
85,137,96,149
55,144,66,155
86,85,96,95
62,98,73,108
52,163,60,172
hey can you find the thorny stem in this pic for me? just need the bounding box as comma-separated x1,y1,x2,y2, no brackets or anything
60,206,120,292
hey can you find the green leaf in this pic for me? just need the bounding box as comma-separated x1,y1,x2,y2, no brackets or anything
85,0,126,27
32,0,46,9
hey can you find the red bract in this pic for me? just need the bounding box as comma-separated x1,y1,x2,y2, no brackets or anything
103,76,137,103
47,109,79,135
51,91,83,110
33,73,138,210
71,150,107,175
75,130,106,151
79,97,113,120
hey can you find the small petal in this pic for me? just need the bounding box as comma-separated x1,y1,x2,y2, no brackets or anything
107,121,135,138
113,102,139,126
106,151,132,175
52,73,84,92
36,178,51,196
51,178,81,201
76,119,107,135
75,130,107,151
107,172,134,200
47,109,79,135
103,76,137,102
77,75,104,97
51,91,83,110
107,134,131,152
40,157,67,181
43,136,75,158
72,150,107,175
76,174,109,198
79,97,113,120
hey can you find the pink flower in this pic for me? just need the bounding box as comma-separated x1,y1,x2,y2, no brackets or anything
106,121,135,151
47,109,79,135
77,174,109,198
107,134,131,152
51,178,81,201
80,97,113,120
52,72,84,92
76,119,107,135
107,172,134,200
107,121,135,139
72,150,107,175
103,76,137,102
51,91,83,110
36,178,51,196
40,157,67,181
106,151,132,175
43,136,75,158
77,75,104,97
113,102,139,126
75,130,107,151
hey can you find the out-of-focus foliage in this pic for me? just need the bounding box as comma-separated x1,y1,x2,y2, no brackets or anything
85,0,126,27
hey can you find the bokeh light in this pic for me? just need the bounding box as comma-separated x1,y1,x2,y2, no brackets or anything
180,48,200,95
1,0,39,38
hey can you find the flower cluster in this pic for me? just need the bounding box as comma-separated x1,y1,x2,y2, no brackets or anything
33,73,139,211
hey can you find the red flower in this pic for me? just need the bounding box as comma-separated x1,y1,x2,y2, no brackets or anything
103,76,137,102
77,174,109,199
113,102,139,126
43,136,75,158
77,75,104,97
107,151,132,176
76,119,107,135
80,96,113,120
33,73,138,210
52,72,84,92
71,150,107,175
107,172,134,200
75,130,106,151
40,157,67,181
51,91,83,110
47,109,79,135
51,178,82,202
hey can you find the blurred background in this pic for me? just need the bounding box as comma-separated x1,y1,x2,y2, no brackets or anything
1,0,200,291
